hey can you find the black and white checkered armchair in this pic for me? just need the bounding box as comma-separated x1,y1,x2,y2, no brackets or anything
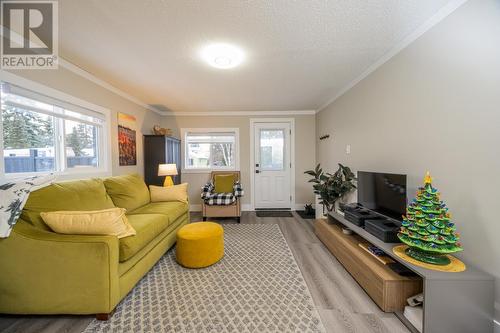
201,171,244,223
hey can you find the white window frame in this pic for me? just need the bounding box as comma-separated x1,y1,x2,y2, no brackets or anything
0,71,112,181
181,128,240,173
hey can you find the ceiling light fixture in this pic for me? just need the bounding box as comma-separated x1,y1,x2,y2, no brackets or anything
201,43,244,69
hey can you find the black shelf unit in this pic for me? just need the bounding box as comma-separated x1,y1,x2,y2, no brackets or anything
143,135,181,186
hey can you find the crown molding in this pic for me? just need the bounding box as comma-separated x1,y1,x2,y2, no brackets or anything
163,110,317,116
58,59,168,116
0,24,167,115
3,0,468,119
316,0,469,113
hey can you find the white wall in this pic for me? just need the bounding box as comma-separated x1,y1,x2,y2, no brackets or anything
316,0,500,323
162,114,316,208
5,66,162,177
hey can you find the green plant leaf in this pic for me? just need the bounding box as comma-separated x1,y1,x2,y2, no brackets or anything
304,163,356,212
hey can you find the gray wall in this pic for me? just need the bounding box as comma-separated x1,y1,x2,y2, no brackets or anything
316,0,500,323
7,66,162,177
5,65,317,207
162,114,316,207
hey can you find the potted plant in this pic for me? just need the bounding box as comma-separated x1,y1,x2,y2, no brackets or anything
305,163,357,214
304,204,315,216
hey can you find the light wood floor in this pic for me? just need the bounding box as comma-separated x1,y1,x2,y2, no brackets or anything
0,212,409,333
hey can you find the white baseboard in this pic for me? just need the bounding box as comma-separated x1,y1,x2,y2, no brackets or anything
294,203,307,211
189,204,202,212
190,203,306,212
190,204,252,212
242,204,252,211
244,204,306,211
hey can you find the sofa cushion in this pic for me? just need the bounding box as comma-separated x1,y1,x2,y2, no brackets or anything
129,201,188,222
119,213,169,262
22,179,116,230
149,183,188,203
41,208,136,239
118,214,188,276
103,174,150,211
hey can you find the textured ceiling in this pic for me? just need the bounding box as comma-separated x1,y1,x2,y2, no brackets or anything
58,0,453,113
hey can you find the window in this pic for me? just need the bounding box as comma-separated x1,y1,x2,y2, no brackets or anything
183,129,239,171
259,129,284,171
1,81,109,176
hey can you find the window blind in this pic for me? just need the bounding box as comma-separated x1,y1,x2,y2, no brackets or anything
1,82,105,126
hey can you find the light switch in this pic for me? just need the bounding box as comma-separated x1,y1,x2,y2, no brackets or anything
346,144,351,154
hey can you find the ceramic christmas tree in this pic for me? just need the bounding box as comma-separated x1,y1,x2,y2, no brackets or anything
398,172,462,265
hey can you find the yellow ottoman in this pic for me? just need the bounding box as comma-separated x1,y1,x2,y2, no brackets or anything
176,222,224,268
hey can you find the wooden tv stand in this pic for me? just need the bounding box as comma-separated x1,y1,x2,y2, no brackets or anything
315,218,422,312
315,212,494,333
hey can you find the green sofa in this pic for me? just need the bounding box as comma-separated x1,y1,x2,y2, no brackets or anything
0,173,189,317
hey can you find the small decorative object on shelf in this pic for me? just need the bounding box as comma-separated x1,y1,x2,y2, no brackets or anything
398,172,463,266
152,125,173,136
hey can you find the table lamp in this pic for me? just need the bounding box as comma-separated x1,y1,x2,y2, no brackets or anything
158,164,178,187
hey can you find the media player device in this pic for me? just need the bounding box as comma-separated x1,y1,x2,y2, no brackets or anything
364,219,401,243
344,208,381,227
387,262,417,277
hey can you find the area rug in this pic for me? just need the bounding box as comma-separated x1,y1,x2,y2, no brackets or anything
255,210,293,217
83,224,325,333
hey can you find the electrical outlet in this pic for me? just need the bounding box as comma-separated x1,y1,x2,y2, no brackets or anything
346,144,351,154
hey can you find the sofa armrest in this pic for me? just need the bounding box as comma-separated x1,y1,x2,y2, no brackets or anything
0,222,120,315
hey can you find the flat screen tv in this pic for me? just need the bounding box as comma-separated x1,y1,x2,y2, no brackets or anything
357,171,407,221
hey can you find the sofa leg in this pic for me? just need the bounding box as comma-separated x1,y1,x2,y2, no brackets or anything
203,217,207,221
237,217,241,223
96,312,113,321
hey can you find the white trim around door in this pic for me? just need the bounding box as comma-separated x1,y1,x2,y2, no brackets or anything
249,118,295,211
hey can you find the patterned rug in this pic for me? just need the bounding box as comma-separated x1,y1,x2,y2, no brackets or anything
84,224,325,333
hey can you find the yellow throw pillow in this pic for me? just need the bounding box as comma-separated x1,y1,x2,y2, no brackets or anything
214,174,235,193
149,183,188,203
40,208,136,239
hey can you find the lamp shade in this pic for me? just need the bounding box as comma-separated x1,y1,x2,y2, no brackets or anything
158,164,178,176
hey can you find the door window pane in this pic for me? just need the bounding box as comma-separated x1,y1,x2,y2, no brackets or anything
64,120,99,168
260,129,284,171
2,104,55,173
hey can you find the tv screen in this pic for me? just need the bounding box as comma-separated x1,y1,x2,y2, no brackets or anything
357,171,407,221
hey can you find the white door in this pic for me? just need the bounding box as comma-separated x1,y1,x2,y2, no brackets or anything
253,122,291,209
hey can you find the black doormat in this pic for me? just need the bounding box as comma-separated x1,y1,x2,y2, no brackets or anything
256,211,294,217
296,210,316,219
